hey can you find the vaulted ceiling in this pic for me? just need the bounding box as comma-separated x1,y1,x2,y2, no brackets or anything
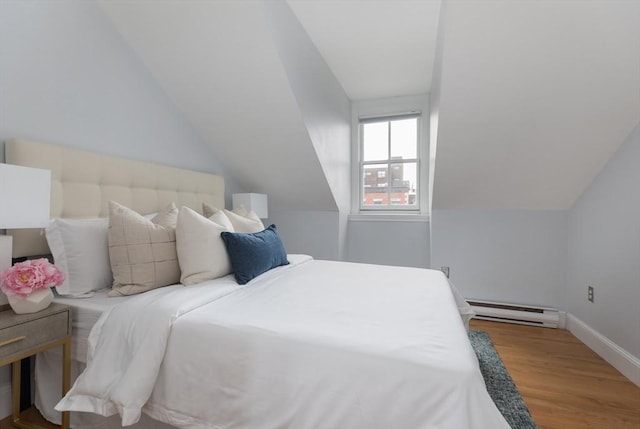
99,0,338,211
288,0,441,100
432,0,640,210
99,0,639,212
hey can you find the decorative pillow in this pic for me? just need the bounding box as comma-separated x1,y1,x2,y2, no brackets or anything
224,209,264,233
45,217,112,297
209,210,234,232
149,207,177,225
176,206,233,285
230,205,249,217
108,201,180,297
202,202,220,219
202,202,263,232
220,225,289,285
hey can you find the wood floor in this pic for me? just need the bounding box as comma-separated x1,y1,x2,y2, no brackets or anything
471,319,640,429
0,407,58,429
1,320,638,429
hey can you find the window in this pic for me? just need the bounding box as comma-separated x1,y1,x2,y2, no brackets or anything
359,114,419,211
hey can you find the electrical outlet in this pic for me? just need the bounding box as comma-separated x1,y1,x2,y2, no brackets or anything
441,266,450,278
588,285,594,303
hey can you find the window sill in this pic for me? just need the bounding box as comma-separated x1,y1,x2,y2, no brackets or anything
348,213,430,223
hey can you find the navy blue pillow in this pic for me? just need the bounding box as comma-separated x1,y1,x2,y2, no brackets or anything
220,224,289,285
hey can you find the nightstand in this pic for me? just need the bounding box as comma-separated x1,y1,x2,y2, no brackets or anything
0,304,71,429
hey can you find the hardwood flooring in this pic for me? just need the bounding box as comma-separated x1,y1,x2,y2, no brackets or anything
0,406,58,429
471,319,640,429
1,320,638,428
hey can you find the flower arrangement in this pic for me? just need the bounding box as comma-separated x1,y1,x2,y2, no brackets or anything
0,258,64,298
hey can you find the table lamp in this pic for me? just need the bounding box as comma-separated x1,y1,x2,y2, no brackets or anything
0,164,51,304
232,193,268,219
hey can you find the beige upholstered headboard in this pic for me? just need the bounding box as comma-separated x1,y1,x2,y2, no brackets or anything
5,139,225,258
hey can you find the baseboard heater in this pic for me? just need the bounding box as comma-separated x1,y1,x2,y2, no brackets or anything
468,300,560,328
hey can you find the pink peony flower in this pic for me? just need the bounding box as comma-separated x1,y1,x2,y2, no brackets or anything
32,258,65,287
0,258,65,298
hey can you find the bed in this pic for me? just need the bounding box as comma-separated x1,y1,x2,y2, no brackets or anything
5,139,509,429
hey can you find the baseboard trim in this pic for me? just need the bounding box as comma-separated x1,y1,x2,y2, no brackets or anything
567,313,640,387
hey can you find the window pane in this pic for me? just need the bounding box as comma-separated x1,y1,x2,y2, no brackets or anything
390,118,417,160
363,122,389,161
362,164,388,206
389,162,417,206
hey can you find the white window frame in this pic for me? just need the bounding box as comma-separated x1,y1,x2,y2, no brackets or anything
350,95,430,220
358,113,421,212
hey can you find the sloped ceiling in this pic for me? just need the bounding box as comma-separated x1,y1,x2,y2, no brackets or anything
287,0,441,100
99,0,441,213
98,0,337,211
99,0,638,213
432,0,640,210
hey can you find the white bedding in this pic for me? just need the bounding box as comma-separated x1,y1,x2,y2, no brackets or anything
53,289,128,362
56,256,509,429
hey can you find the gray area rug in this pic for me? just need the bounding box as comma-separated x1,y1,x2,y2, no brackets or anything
470,330,537,429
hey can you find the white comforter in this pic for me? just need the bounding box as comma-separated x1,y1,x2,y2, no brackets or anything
57,256,509,429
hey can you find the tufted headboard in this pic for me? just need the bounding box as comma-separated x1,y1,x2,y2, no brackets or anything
5,139,225,258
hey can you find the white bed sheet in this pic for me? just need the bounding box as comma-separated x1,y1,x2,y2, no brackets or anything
53,290,129,363
54,256,508,429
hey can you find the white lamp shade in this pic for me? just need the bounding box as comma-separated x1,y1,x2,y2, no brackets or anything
232,193,268,219
0,164,51,229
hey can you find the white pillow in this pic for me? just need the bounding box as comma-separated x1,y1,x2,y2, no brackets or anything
202,202,220,219
223,209,264,233
202,202,262,230
45,217,112,296
209,210,234,231
176,207,233,285
231,205,249,217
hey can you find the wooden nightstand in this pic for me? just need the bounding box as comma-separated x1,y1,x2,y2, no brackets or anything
0,304,71,429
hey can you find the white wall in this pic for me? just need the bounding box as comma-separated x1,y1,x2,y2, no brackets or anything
567,123,640,359
0,0,232,417
262,0,351,259
0,0,229,184
268,211,341,261
431,210,568,308
264,0,351,213
347,219,430,268
428,0,447,215
430,124,639,381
